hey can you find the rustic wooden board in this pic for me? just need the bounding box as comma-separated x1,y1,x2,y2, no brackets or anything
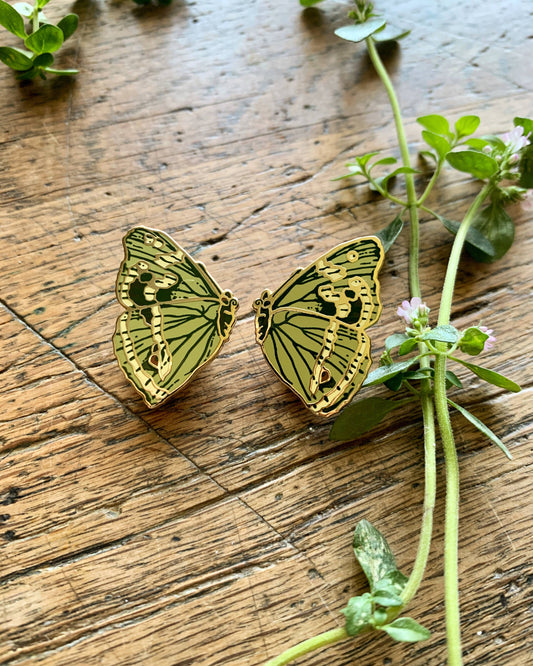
0,0,532,664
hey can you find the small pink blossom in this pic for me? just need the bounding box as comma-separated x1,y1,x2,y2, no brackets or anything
479,325,496,350
397,297,430,326
502,125,531,155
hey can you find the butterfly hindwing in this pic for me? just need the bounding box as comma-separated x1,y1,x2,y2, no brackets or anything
254,236,384,416
114,227,238,408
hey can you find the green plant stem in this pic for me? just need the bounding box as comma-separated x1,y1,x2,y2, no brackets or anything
365,37,420,299
263,628,348,666
418,161,444,206
432,182,492,666
366,35,437,607
32,2,39,33
438,184,491,326
400,386,436,604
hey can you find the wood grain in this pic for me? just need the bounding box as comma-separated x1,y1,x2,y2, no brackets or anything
0,1,532,664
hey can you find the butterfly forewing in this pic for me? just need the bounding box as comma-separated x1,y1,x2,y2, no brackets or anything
254,237,384,416
114,227,238,408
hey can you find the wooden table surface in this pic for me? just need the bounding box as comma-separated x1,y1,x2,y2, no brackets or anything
1,1,531,664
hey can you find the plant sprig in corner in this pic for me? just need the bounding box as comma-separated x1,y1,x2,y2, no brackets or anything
0,0,78,79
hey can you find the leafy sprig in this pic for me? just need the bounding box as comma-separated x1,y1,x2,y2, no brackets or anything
266,2,530,665
0,0,78,79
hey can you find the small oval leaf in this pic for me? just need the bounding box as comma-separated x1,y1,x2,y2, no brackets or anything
25,23,63,54
363,359,418,386
0,0,26,38
0,45,32,70
421,324,459,344
455,115,480,138
335,18,387,43
446,150,498,179
330,397,412,441
382,617,431,642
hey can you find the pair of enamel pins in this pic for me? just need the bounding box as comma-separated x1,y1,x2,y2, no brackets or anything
113,227,384,417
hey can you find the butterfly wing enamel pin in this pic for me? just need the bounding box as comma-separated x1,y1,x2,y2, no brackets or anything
253,236,384,416
113,227,238,407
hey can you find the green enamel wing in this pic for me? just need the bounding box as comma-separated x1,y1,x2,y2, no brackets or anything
253,237,384,417
113,227,238,408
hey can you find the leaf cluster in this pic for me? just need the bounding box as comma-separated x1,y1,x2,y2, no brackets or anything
331,324,519,459
341,520,430,642
0,0,78,79
419,114,533,263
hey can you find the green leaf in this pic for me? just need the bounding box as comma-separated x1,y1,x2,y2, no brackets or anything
12,2,33,17
384,372,404,391
371,156,397,168
445,370,463,389
455,115,480,138
57,13,78,41
447,398,512,460
36,0,50,7
422,130,451,159
513,116,533,137
464,137,490,151
372,572,407,608
458,326,488,356
481,134,506,151
453,358,521,392
421,324,459,344
363,359,418,386
353,520,399,591
375,215,403,253
518,144,533,189
373,608,388,625
418,149,437,163
385,333,409,352
417,114,450,136
373,588,403,607
357,151,380,168
299,0,324,5
382,617,431,642
341,593,373,636
381,166,420,189
330,397,411,441
335,18,387,43
375,570,408,597
446,150,498,179
438,215,495,259
25,23,63,54
372,25,410,42
398,338,418,355
32,51,53,68
404,368,432,381
468,203,514,262
0,0,26,37
0,45,32,70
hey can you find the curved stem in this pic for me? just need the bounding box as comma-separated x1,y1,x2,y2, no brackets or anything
434,352,462,665
418,161,444,207
365,37,421,298
432,181,492,665
263,628,348,666
401,382,436,604
438,183,491,326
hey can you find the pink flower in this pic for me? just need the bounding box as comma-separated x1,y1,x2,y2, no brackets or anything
502,125,531,157
397,297,430,326
479,325,496,350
